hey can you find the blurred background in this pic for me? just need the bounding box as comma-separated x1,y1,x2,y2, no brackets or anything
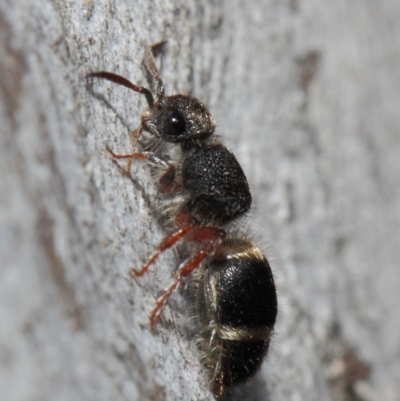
1,1,399,400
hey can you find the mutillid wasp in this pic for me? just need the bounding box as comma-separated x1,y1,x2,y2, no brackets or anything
89,42,277,398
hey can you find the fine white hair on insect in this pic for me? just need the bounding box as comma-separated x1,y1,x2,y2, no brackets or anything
88,42,278,399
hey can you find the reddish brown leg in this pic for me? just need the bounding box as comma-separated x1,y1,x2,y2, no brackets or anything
148,226,226,328
128,126,142,148
160,167,182,193
130,210,197,278
129,225,191,278
107,147,176,190
105,125,142,175
106,146,146,176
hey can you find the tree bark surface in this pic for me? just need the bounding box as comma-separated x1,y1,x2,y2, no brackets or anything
1,1,400,401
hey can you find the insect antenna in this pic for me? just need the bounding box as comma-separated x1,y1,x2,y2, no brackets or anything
88,71,155,109
143,41,167,104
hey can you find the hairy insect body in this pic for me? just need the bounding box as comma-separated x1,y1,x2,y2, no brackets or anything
89,43,277,399
195,239,277,397
182,143,252,224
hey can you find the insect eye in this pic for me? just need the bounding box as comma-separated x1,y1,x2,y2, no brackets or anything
169,110,186,136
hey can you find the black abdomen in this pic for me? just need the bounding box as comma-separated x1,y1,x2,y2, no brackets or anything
196,239,277,397
182,144,252,224
216,339,269,393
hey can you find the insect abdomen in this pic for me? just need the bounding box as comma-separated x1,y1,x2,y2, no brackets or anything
196,239,277,397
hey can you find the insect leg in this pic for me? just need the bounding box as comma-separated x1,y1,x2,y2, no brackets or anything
130,210,198,278
129,225,192,278
148,227,226,328
107,146,177,191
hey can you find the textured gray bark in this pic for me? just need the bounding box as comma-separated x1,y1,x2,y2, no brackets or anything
1,0,400,400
